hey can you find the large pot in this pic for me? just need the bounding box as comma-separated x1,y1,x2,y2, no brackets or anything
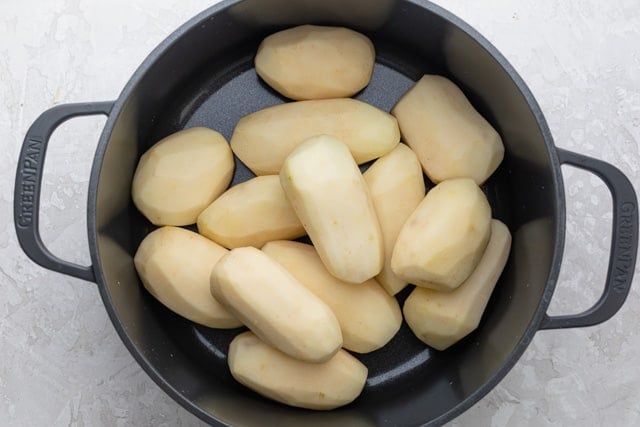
13,0,638,425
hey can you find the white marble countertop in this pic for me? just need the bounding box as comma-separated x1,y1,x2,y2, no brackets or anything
2,0,639,426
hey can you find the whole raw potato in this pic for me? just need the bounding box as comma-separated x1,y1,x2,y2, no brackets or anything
363,144,426,295
134,226,241,329
403,220,512,350
132,127,234,225
231,98,400,175
391,178,492,291
228,332,367,410
197,175,305,249
392,75,504,185
255,25,375,100
280,135,384,284
210,247,343,363
262,240,402,353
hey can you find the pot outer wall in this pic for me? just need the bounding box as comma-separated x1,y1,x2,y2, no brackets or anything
88,1,564,425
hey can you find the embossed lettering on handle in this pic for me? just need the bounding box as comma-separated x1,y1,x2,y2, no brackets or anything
17,138,43,228
612,202,635,294
540,149,638,330
13,101,114,282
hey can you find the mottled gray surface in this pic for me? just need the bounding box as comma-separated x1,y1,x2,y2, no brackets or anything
1,0,639,426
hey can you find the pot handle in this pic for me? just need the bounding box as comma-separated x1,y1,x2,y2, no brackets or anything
14,101,114,283
539,148,638,330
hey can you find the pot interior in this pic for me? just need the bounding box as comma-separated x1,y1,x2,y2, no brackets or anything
92,0,560,425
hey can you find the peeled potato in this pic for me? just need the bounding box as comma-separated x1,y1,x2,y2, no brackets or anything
134,226,241,329
197,175,305,249
255,25,375,100
363,144,426,295
210,247,342,363
404,220,511,350
392,178,491,291
263,240,401,353
229,332,367,410
231,99,400,175
392,75,504,185
132,127,234,225
280,135,383,283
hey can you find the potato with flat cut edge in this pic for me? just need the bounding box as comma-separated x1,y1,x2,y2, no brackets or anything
134,226,241,329
255,25,375,100
197,175,305,249
231,98,400,175
364,143,425,295
392,178,492,291
210,246,343,363
229,332,367,410
280,135,383,284
392,74,504,185
262,240,401,353
132,127,234,226
403,220,511,350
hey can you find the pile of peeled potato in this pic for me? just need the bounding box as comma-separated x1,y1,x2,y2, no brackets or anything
132,25,511,411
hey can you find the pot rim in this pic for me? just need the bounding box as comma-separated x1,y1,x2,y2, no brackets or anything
86,0,566,425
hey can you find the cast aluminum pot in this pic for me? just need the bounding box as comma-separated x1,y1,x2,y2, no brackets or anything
13,0,639,425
